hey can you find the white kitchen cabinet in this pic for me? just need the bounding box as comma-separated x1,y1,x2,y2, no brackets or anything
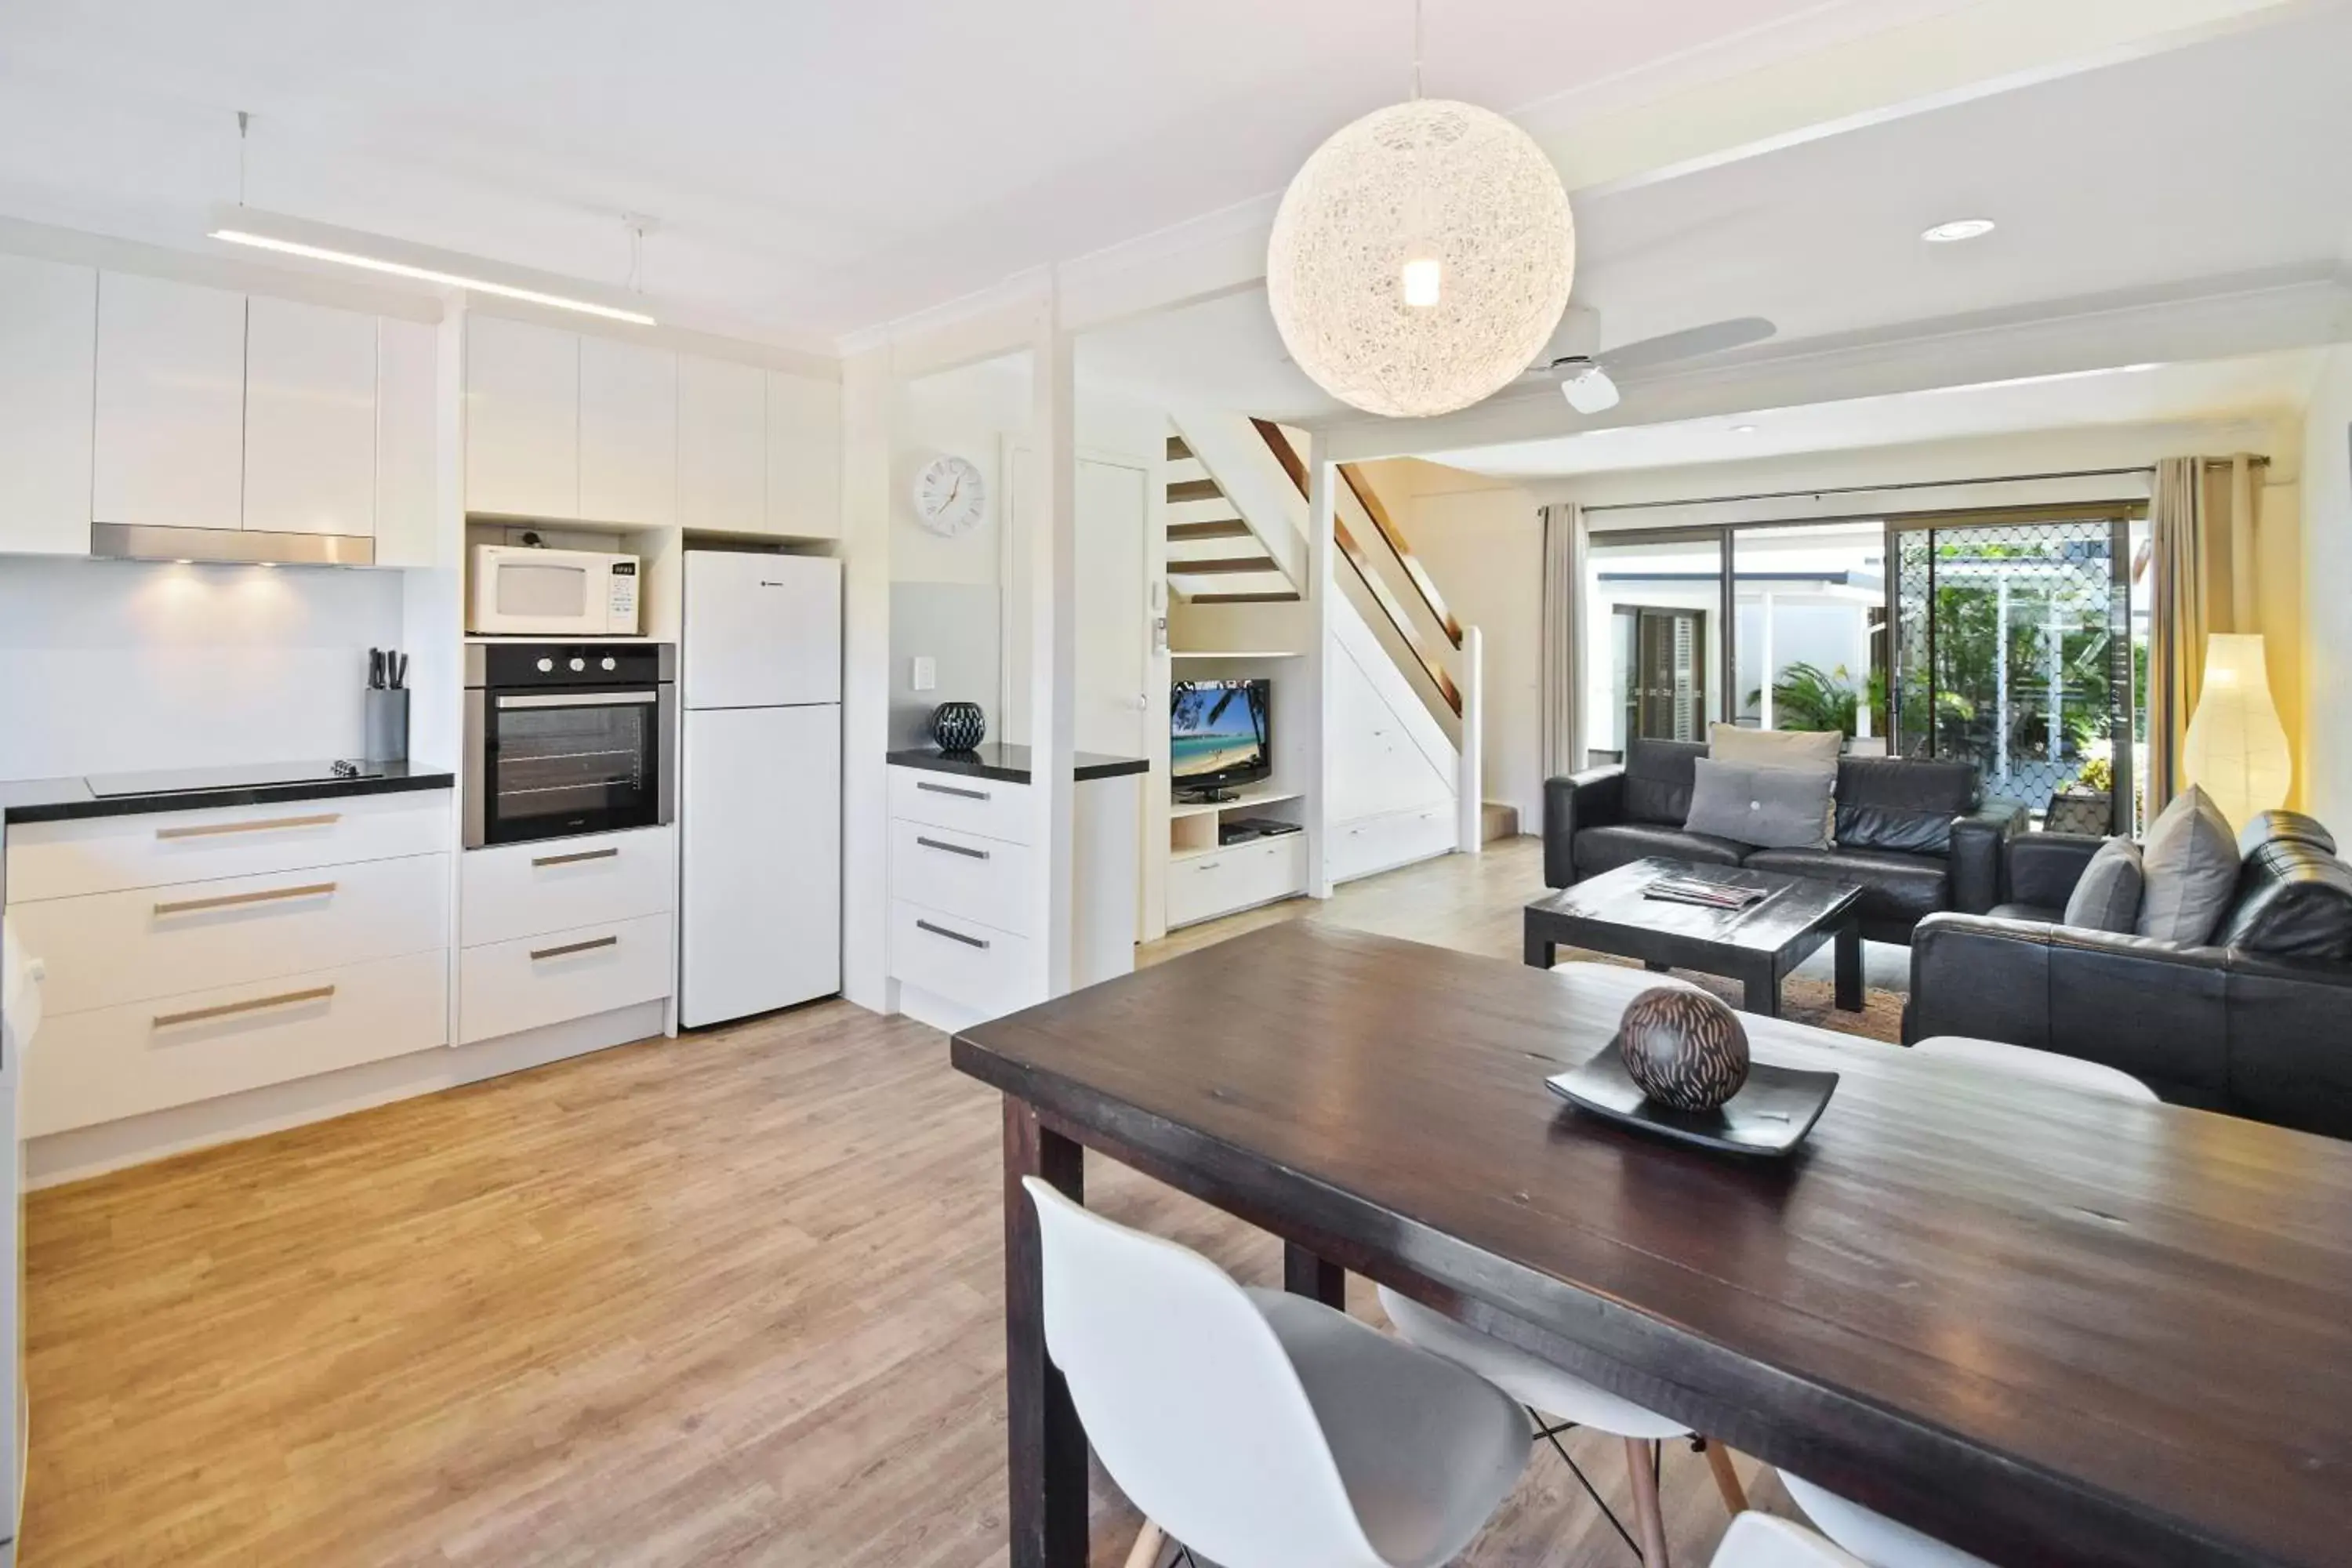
1166,834,1308,929
243,296,377,537
465,314,578,518
374,317,441,568
764,369,841,539
0,255,96,555
676,353,766,532
579,335,677,526
93,271,247,532
457,911,673,1045
459,825,674,949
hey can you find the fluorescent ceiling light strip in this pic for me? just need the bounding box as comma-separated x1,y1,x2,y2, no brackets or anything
208,205,654,325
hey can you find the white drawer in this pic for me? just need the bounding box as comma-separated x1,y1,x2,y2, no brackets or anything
460,826,674,947
24,947,448,1137
5,789,452,903
889,818,1033,938
458,911,673,1046
887,766,1032,845
1167,834,1308,929
1329,805,1453,885
7,851,448,1017
890,898,1033,1021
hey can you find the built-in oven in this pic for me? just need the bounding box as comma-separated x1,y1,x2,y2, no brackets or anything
463,643,676,849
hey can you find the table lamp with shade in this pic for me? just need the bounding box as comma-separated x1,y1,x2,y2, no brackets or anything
2182,633,2292,831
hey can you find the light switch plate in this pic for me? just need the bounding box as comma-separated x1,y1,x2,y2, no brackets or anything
910,655,937,692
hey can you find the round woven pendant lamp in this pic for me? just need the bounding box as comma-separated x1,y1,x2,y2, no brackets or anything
1267,93,1575,419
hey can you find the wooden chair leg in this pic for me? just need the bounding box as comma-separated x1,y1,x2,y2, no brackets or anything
1624,1436,1671,1568
1701,1438,1749,1515
1122,1519,1166,1568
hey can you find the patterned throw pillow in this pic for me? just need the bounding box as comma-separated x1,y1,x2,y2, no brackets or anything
2061,837,2145,933
1684,758,1836,851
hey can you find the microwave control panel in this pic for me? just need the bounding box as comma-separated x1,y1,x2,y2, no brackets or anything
608,561,639,630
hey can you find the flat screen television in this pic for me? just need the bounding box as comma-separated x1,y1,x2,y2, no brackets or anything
1171,678,1272,801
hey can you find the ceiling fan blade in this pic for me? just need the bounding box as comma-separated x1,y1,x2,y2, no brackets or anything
1599,316,1776,373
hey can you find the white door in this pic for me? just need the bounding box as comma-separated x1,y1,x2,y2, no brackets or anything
1075,459,1151,758
0,255,96,555
680,704,840,1026
682,552,841,710
243,296,377,537
93,271,247,532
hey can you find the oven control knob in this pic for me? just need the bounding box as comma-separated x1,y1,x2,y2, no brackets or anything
601,656,617,671
535,657,554,673
568,657,586,672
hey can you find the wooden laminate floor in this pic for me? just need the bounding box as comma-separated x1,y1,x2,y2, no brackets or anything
24,838,1802,1566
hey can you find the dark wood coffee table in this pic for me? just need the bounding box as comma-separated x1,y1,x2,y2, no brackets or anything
1523,856,1863,1017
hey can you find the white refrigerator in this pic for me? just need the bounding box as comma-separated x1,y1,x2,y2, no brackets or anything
679,550,843,1028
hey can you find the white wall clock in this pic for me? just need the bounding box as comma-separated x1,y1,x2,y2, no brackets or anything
913,454,987,538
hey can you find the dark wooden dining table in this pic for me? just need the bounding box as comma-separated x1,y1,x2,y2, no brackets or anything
949,923,2352,1568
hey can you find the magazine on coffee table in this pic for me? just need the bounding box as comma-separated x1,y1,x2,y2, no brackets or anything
1644,875,1768,911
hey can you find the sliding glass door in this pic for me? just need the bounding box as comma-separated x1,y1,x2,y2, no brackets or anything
1732,522,1887,742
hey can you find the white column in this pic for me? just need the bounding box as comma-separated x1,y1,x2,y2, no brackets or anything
1304,437,1337,899
838,347,898,1014
1758,590,1776,729
1026,289,1077,998
1457,625,1484,855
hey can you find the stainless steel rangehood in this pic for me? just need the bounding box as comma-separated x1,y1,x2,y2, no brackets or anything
92,523,375,567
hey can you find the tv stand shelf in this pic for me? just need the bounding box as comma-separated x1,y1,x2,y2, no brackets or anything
1169,787,1305,820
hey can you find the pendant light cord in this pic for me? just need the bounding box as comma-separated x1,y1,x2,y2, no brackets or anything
235,109,249,206
1411,0,1423,99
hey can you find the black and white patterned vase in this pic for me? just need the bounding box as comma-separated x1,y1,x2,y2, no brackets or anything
1617,987,1750,1111
930,701,987,753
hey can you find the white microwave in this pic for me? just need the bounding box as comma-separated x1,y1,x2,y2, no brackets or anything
469,545,641,636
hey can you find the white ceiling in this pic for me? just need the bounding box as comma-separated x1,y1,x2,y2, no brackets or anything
1422,350,2324,478
0,0,1962,343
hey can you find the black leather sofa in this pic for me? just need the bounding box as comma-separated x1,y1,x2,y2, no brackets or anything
1906,811,2352,1141
1542,737,2024,944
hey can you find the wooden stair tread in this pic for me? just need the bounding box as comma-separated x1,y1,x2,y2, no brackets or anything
1192,591,1301,604
1167,557,1282,575
1166,478,1224,504
1167,519,1253,542
1166,435,1192,461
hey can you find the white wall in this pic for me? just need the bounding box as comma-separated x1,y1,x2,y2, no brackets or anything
2301,348,2352,828
0,557,406,778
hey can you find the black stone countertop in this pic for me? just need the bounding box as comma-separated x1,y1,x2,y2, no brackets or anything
1,762,456,825
885,745,1149,786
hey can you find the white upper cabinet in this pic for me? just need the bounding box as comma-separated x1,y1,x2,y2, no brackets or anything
465,314,578,519
0,256,97,555
374,318,441,568
579,336,677,527
765,370,842,539
93,272,248,532
243,296,378,537
676,353,766,533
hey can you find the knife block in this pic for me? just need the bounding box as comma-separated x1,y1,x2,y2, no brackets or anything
363,688,409,765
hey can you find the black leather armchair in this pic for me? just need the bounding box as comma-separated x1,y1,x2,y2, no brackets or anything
1907,811,2352,1141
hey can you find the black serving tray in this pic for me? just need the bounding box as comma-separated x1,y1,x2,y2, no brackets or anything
1547,1044,1838,1157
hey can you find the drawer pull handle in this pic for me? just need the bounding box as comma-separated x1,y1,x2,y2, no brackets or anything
915,780,990,800
532,935,619,961
533,847,620,868
155,811,340,840
915,835,989,861
154,881,337,916
154,984,336,1029
915,919,989,950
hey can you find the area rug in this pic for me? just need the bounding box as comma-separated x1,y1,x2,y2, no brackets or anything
1552,948,1907,1044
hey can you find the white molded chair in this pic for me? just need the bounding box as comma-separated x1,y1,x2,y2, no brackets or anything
1777,1473,1992,1568
1024,1178,1528,1568
1911,1035,2158,1103
1377,1286,1746,1566
1711,1512,1869,1568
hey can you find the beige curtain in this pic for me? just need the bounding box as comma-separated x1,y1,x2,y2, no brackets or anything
2147,454,2260,812
1538,503,1586,777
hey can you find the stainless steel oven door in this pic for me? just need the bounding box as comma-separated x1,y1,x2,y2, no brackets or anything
471,687,672,848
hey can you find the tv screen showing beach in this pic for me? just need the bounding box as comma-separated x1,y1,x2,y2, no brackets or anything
1171,680,1269,779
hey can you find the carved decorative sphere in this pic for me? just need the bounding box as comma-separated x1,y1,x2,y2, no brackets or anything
1618,987,1750,1111
1266,98,1576,419
930,701,986,753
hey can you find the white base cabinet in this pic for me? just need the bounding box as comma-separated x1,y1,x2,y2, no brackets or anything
1327,804,1455,887
1166,834,1308,929
458,912,673,1046
455,825,675,1045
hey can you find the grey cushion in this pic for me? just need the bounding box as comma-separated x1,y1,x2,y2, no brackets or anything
1684,759,1836,851
2062,837,2145,933
2136,786,2241,946
1712,724,1840,844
